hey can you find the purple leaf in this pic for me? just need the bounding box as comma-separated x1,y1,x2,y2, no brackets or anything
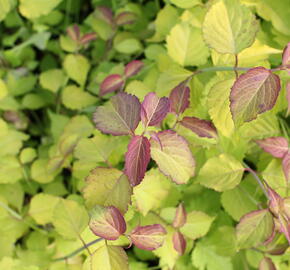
266,185,283,216
230,67,281,125
100,74,125,96
67,24,80,42
141,92,170,127
180,116,218,139
172,231,186,255
124,60,144,78
115,11,137,26
259,257,277,270
169,80,190,115
129,224,167,251
93,92,141,136
89,205,126,240
282,42,290,73
125,135,151,186
95,6,115,25
80,33,97,45
282,152,290,182
172,203,187,229
255,137,289,158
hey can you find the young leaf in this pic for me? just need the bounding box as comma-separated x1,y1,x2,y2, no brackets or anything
282,153,290,181
172,203,187,229
202,0,258,54
198,154,244,191
115,11,137,26
256,137,288,158
93,92,141,136
169,80,190,115
80,33,97,45
287,82,290,116
172,231,186,255
67,24,80,42
230,67,281,126
259,257,276,270
100,74,125,96
180,116,218,139
236,209,274,249
83,168,132,213
125,135,151,186
150,130,195,184
141,92,170,127
124,60,143,78
129,224,167,251
89,205,126,240
282,42,290,71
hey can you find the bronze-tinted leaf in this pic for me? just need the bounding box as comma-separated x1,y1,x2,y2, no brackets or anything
256,137,288,158
172,203,187,228
172,231,186,255
169,80,190,115
99,74,125,96
124,60,144,78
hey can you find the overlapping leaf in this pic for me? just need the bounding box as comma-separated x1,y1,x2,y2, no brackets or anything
124,60,144,78
256,137,288,158
172,231,186,255
100,74,125,96
169,80,190,115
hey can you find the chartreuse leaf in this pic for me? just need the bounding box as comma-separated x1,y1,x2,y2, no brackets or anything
31,159,57,183
39,69,66,93
170,0,200,9
20,147,37,164
198,154,244,191
133,169,172,216
63,54,90,86
83,245,129,270
0,79,8,100
0,156,22,184
29,193,60,225
52,199,89,239
0,0,13,22
236,209,274,249
83,168,132,214
19,0,62,19
180,211,215,240
93,93,141,136
202,0,258,54
167,22,209,66
150,130,195,184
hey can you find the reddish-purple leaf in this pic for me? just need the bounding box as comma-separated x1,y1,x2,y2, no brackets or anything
115,11,137,26
93,92,141,136
255,137,289,158
282,42,290,71
80,33,97,45
100,74,125,96
172,203,187,229
266,185,283,216
67,24,80,42
169,80,190,115
282,152,290,182
230,67,281,125
95,6,115,25
141,92,170,127
259,257,276,270
125,135,151,186
129,224,166,251
124,60,144,78
172,231,186,255
287,82,290,116
89,205,126,240
180,116,218,139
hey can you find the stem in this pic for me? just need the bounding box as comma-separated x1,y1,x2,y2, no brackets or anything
0,201,22,220
234,54,239,79
53,238,103,262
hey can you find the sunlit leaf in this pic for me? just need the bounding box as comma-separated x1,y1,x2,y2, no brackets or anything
124,60,144,78
100,74,125,96
256,137,288,158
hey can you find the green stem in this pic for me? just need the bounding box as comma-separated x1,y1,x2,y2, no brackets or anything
53,238,103,262
0,201,22,220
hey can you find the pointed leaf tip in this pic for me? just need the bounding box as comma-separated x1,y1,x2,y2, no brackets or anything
115,11,137,26
129,224,167,251
172,231,186,255
255,137,289,158
89,205,126,240
100,74,125,96
172,203,187,228
282,152,290,182
282,42,290,72
124,60,144,78
259,257,276,270
169,80,190,115
125,135,151,186
230,67,281,126
141,92,170,127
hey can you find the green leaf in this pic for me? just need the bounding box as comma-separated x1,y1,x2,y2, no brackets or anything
20,147,37,164
31,159,56,184
202,0,258,54
63,54,90,86
83,168,132,214
39,69,66,93
0,0,12,22
180,211,215,240
170,0,200,9
84,245,129,270
0,79,8,100
167,22,209,66
22,94,47,110
19,0,63,19
61,85,97,110
198,154,244,191
0,156,22,184
52,199,89,239
236,209,274,249
114,37,142,54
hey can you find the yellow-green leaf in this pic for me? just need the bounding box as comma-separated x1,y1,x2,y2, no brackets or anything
0,79,8,100
39,69,66,93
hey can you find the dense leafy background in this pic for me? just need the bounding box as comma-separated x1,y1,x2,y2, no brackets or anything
0,0,289,269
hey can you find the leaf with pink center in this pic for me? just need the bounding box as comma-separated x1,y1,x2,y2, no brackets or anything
266,185,283,217
80,33,97,45
282,152,290,182
99,74,125,96
230,67,281,126
141,92,170,127
282,42,290,73
115,12,137,26
129,224,167,251
172,231,186,255
255,137,289,158
125,135,151,186
172,203,187,228
67,24,80,42
150,130,195,184
95,6,115,25
93,92,141,136
180,116,218,139
89,205,126,240
169,80,190,115
124,60,144,78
